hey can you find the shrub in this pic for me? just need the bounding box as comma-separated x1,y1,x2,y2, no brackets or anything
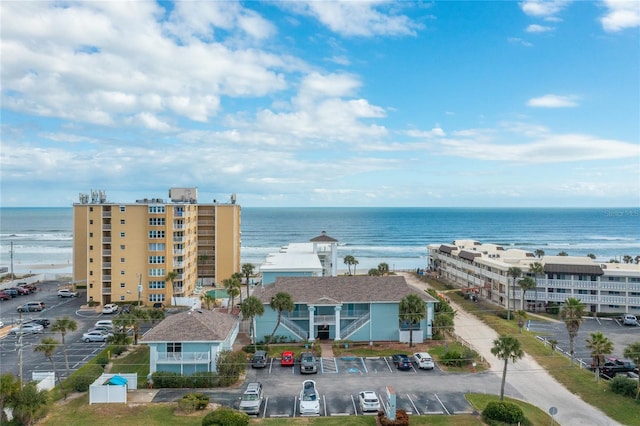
187,372,217,388
71,364,104,392
440,350,465,367
609,376,637,398
482,401,525,425
95,356,109,369
216,351,247,387
152,371,185,388
179,393,209,413
241,344,266,354
201,407,249,426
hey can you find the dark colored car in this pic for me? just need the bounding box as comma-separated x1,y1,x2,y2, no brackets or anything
4,289,18,298
392,354,412,370
27,318,51,328
602,358,638,377
0,291,11,301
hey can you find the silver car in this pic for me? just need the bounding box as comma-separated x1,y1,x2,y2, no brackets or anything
82,330,113,342
10,323,44,335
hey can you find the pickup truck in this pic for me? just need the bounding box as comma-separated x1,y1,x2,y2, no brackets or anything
57,289,78,298
602,358,638,378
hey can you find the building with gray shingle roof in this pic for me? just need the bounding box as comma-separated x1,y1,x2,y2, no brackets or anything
251,275,437,344
141,309,239,374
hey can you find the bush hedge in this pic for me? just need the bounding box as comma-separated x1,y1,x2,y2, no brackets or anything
201,407,249,426
482,401,526,425
609,376,638,398
178,393,210,414
152,371,217,388
216,350,246,387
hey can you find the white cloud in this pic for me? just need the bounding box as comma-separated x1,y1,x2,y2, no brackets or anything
600,0,640,32
406,127,446,138
508,37,533,47
520,0,571,18
526,24,554,33
527,94,580,108
284,1,423,37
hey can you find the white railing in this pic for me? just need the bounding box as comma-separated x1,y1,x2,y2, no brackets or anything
342,312,370,339
280,316,308,340
157,352,210,362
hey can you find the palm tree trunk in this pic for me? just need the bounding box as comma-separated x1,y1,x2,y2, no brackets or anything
50,358,59,384
500,358,508,401
409,322,413,348
61,335,70,375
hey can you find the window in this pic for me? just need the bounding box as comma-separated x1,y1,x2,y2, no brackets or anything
120,232,125,237
89,258,93,263
89,220,93,224
149,256,165,264
90,207,93,212
89,232,93,237
148,293,165,302
167,342,182,353
120,219,125,225
120,206,126,212
149,218,166,226
120,295,125,301
120,283,126,288
148,205,165,214
120,258,125,263
149,243,165,251
149,230,165,239
149,281,165,289
120,245,125,250
149,268,166,277
89,245,93,250
89,271,93,276
120,270,125,275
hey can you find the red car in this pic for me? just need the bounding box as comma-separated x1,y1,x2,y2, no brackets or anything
281,351,295,367
0,291,10,301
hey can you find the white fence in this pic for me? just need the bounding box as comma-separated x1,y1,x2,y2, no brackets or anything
89,373,138,405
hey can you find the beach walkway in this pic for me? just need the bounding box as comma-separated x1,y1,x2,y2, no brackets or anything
399,272,621,426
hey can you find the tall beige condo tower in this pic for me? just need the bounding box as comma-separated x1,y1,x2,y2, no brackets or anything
73,189,241,307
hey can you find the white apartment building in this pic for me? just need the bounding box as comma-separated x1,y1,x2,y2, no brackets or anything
427,239,640,315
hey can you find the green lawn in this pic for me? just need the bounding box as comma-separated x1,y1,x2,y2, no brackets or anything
109,345,151,388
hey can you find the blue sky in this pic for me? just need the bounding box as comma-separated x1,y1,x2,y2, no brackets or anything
1,0,638,207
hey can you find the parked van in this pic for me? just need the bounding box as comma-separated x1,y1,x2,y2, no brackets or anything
251,350,267,368
94,319,114,329
17,302,45,312
239,382,263,415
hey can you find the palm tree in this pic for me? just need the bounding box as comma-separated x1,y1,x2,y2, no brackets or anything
51,316,78,375
201,292,216,310
343,255,356,275
147,307,166,325
587,253,596,259
399,294,426,348
222,277,241,312
8,381,50,426
585,331,613,382
635,255,640,265
506,267,522,320
518,277,536,311
353,257,359,275
529,262,545,313
558,251,569,256
232,272,244,304
240,296,265,351
623,255,633,264
534,249,545,258
165,270,178,306
34,337,60,384
623,342,640,399
491,335,524,401
377,262,390,276
268,292,294,345
368,268,381,276
242,263,255,299
559,297,585,367
0,373,19,423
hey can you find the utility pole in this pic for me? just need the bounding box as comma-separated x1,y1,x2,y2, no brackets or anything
17,310,23,388
10,241,14,279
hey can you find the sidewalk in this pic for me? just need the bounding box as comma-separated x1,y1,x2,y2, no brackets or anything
399,272,621,426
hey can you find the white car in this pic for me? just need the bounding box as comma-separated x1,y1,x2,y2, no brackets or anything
358,391,380,412
299,380,320,415
57,289,78,298
10,323,44,335
95,319,114,328
413,352,435,370
83,330,113,342
102,303,119,314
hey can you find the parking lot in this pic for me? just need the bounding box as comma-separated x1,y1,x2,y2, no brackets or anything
151,353,488,419
528,316,640,366
0,281,144,382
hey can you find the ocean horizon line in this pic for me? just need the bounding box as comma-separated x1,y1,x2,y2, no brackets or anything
1,206,639,210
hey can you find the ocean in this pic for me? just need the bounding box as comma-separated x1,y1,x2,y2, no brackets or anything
1,207,639,275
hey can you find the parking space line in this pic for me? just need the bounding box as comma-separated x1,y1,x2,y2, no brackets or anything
293,396,297,417
360,357,368,374
351,394,358,416
406,393,419,415
434,393,450,415
383,357,393,372
322,395,327,416
262,396,268,418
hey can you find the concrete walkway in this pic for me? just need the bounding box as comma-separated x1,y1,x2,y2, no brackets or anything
399,272,621,426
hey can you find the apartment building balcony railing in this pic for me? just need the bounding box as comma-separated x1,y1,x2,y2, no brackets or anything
173,223,184,230
280,316,308,341
157,351,210,363
342,312,371,340
102,237,112,243
102,286,112,295
102,211,111,218
198,250,214,256
174,261,184,268
102,250,111,255
198,220,214,225
198,231,214,236
102,262,111,268
102,224,111,230
173,236,184,243
173,249,185,255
